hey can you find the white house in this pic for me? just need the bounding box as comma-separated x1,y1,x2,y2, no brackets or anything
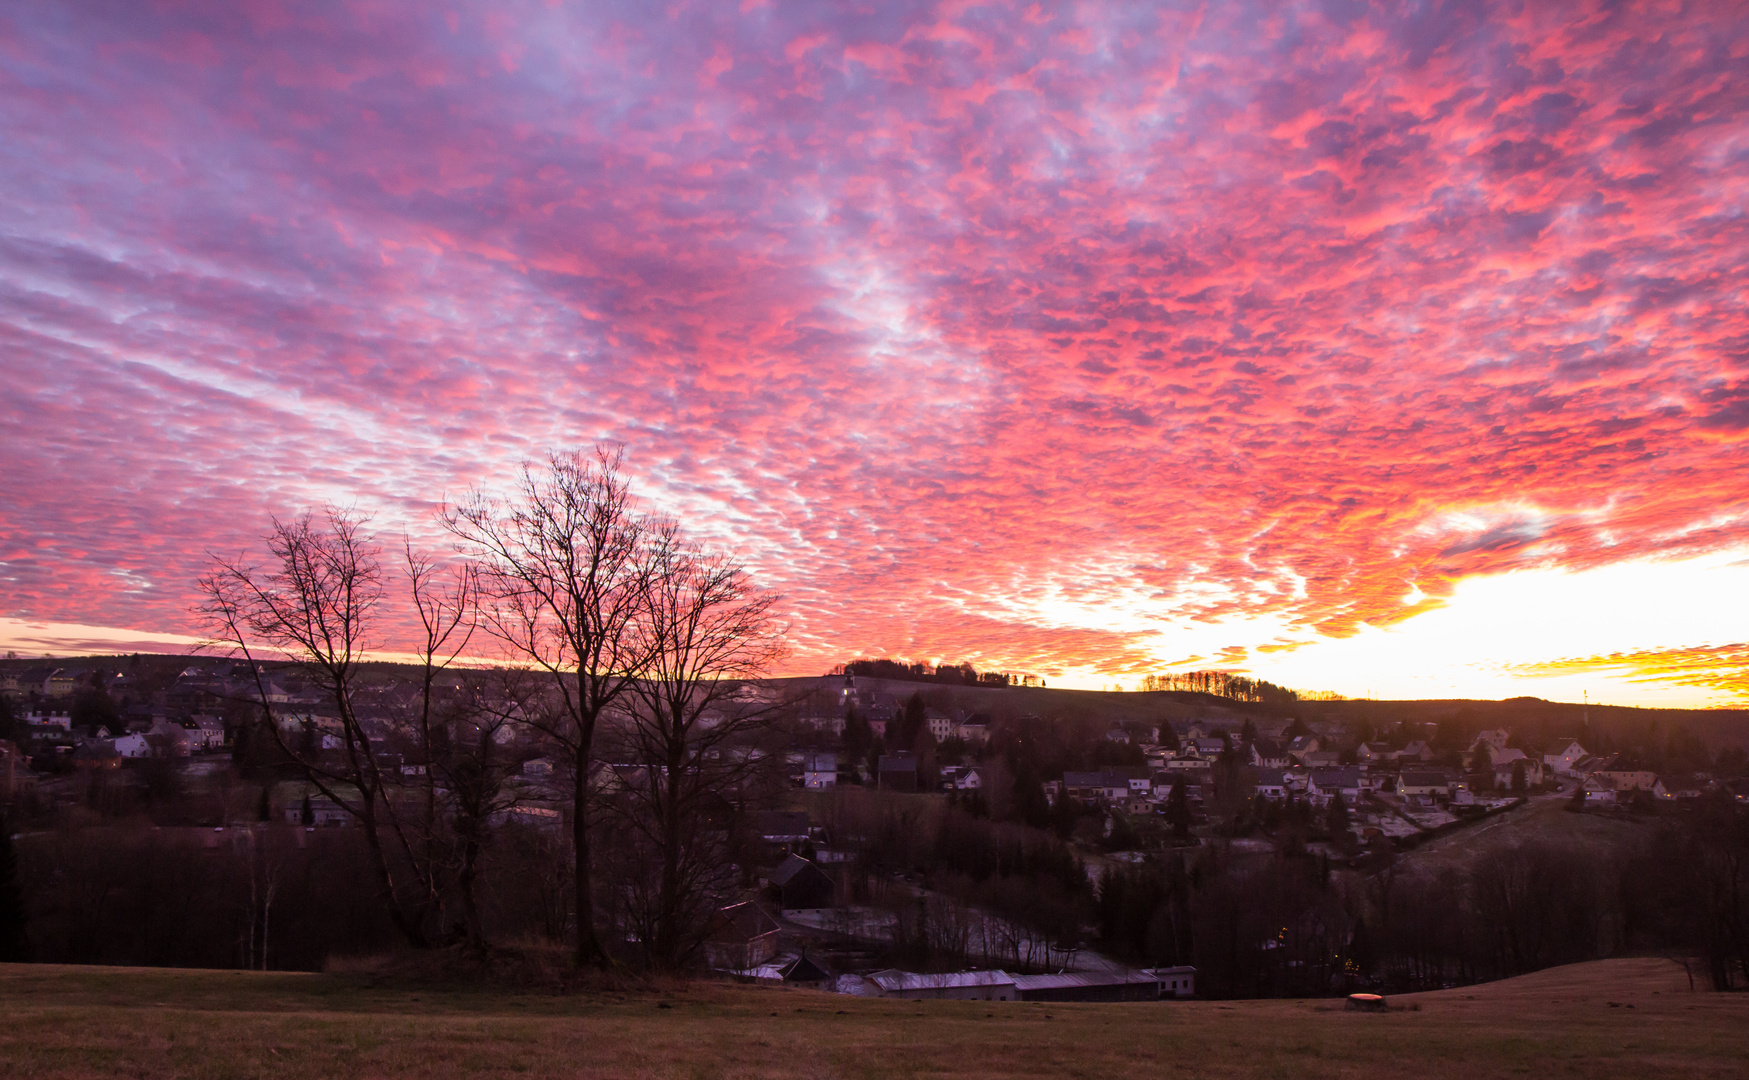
944,766,983,791
1470,728,1512,753
1399,770,1453,801
1253,769,1288,800
803,752,838,789
1591,770,1658,792
113,733,151,758
189,715,226,751
1542,740,1589,777
926,710,958,743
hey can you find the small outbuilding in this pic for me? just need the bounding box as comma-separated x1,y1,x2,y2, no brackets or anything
777,953,833,989
769,853,836,910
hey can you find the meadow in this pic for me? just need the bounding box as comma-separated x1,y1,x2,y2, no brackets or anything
0,957,1741,1079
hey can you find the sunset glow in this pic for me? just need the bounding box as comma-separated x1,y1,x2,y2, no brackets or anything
4,2,1748,703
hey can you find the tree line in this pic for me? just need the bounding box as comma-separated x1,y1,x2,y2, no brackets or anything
1136,670,1320,705
835,658,1044,688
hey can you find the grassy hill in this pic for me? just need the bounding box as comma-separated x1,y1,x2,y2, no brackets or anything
1386,794,1669,877
0,957,1740,1079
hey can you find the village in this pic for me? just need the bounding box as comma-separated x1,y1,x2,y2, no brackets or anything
3,658,1746,999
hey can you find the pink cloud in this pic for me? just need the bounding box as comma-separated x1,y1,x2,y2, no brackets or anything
1,1,1747,692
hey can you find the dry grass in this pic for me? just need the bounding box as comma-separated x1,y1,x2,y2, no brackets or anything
1394,796,1662,879
0,956,1742,1079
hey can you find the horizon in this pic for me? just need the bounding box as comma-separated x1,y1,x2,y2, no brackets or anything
5,4,1749,708
3,647,1745,716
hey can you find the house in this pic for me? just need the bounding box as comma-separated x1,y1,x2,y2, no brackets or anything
1104,727,1132,745
705,902,782,970
1400,770,1453,801
189,715,226,751
23,711,73,742
939,765,982,791
1582,777,1619,806
958,714,992,744
1308,768,1364,806
1286,736,1320,757
1591,770,1658,793
803,752,838,790
768,854,836,910
45,668,80,698
1253,769,1288,801
1184,737,1227,759
1489,748,1544,788
1356,742,1395,764
1400,740,1436,762
1542,740,1590,777
148,718,202,758
1570,753,1618,778
1657,775,1704,801
864,969,1017,1001
1250,739,1291,769
1297,751,1342,769
1470,728,1512,753
1062,769,1147,803
113,732,150,758
1147,965,1197,998
926,709,959,743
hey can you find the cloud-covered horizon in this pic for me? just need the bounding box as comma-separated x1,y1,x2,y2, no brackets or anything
4,1,1748,701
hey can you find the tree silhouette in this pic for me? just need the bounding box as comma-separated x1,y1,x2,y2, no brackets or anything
0,812,27,962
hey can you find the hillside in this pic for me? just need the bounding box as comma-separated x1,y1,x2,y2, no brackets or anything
0,957,1740,1079
1387,794,1665,880
826,674,1749,751
10,654,1748,750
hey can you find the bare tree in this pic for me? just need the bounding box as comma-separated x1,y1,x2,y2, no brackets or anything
198,509,478,948
611,525,784,969
443,448,654,967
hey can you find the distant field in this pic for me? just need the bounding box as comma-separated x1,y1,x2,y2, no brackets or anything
0,957,1741,1079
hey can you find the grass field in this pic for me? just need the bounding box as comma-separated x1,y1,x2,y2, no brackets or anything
1391,795,1664,879
0,956,1742,1079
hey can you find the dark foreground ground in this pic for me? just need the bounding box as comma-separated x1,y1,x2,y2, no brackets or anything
0,956,1742,1079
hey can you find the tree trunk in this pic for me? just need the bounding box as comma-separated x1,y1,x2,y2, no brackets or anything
572,746,605,967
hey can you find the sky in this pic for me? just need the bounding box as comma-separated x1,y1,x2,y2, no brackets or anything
2,1,1748,706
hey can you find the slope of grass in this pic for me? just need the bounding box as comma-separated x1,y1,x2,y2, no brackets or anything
0,957,1742,1079
1391,795,1663,879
